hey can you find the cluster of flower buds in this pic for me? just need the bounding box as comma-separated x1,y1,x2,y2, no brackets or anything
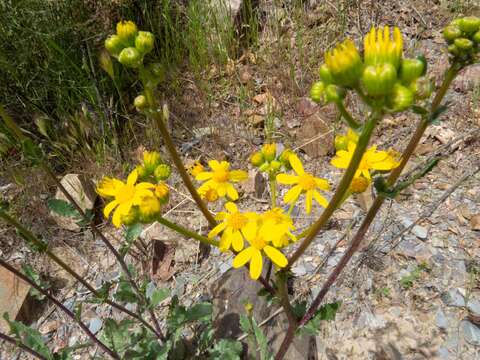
136,151,172,184
105,21,155,68
250,144,294,174
443,16,480,60
310,26,433,112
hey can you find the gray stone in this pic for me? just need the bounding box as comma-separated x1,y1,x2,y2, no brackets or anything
412,225,428,239
435,308,448,329
467,298,480,317
441,288,466,307
292,263,307,277
400,216,414,228
51,174,96,231
88,318,103,334
460,320,480,346
437,347,451,359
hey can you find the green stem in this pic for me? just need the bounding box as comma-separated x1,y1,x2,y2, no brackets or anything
276,272,297,326
335,101,361,129
287,109,382,266
143,87,217,228
156,216,219,247
0,209,162,339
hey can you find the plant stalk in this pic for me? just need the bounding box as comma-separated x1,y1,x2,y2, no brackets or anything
0,259,120,359
336,101,361,129
156,216,219,247
288,109,382,266
0,209,162,339
0,332,48,360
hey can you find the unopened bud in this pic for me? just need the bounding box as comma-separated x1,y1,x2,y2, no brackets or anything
349,176,370,193
135,31,155,54
262,143,277,162
154,164,171,181
138,196,161,223
279,149,294,169
400,58,425,85
310,81,325,104
134,95,147,110
319,64,334,84
388,83,414,112
454,38,474,52
459,16,480,34
325,84,345,103
116,20,138,46
118,47,142,68
250,151,264,167
269,160,281,172
105,34,125,56
473,31,480,43
361,63,397,97
410,77,433,100
442,25,462,43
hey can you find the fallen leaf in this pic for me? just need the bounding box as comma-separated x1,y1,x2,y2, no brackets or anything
470,214,480,231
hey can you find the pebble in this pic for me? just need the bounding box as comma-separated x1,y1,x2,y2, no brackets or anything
435,308,449,330
460,320,480,346
88,318,103,334
412,225,428,239
441,288,466,308
467,298,480,317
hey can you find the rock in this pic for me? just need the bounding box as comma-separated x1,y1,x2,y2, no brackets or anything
467,298,480,317
88,317,103,334
0,267,31,332
292,263,307,277
460,320,480,346
470,214,480,231
441,288,466,308
453,64,480,92
51,173,96,231
412,225,428,240
435,308,449,330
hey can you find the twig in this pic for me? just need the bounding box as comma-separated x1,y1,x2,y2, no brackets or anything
0,332,48,360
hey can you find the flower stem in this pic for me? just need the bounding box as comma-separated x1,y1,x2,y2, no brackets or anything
0,209,162,339
0,259,120,359
156,216,219,247
335,101,361,129
276,272,297,326
143,87,217,228
288,109,382,266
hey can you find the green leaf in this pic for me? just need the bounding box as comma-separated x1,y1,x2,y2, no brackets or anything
47,199,80,218
411,105,428,115
114,278,138,304
209,339,243,360
21,264,49,300
428,103,449,124
100,318,133,356
149,288,170,308
299,301,341,336
91,281,112,304
21,138,43,166
4,313,53,359
121,223,143,256
186,302,212,323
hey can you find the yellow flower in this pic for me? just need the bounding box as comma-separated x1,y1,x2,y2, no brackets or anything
208,202,256,252
334,128,359,151
325,39,363,87
138,194,161,222
154,182,169,204
196,160,248,201
349,176,370,193
199,185,219,203
260,208,296,248
276,154,330,214
232,221,288,280
189,161,204,177
97,170,155,227
331,142,400,180
142,151,162,173
363,26,403,69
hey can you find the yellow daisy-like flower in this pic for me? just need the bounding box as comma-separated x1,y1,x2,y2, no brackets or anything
276,154,330,214
363,26,403,69
208,202,256,252
334,128,359,151
331,142,400,180
349,176,371,193
199,185,219,203
260,208,296,248
196,160,248,201
232,221,288,280
189,161,204,178
97,170,155,227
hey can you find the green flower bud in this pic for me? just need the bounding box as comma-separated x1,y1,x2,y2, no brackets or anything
279,149,294,170
118,47,142,68
325,84,346,103
269,160,281,172
450,18,462,27
135,31,155,54
105,34,125,56
135,165,148,180
334,135,349,151
122,207,140,226
443,25,462,43
361,63,397,97
473,31,480,43
154,164,171,181
262,143,277,162
409,77,433,100
388,83,414,112
448,44,460,56
250,151,264,167
116,20,138,46
319,64,334,84
459,16,480,34
259,162,270,172
454,37,474,51
310,81,326,104
143,151,162,174
134,95,147,110
400,58,425,84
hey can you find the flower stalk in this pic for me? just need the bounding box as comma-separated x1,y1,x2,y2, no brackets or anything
335,101,361,129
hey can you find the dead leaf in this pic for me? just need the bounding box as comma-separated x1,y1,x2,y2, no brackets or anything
470,214,480,231
0,267,31,332
152,240,175,282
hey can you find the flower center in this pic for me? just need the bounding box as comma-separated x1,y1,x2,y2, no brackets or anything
116,184,135,203
250,235,266,250
227,212,247,230
213,169,230,182
298,174,316,190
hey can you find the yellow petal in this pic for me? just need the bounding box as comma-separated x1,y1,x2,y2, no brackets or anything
305,190,313,214
249,249,263,280
208,222,227,239
215,212,227,221
195,172,213,181
276,174,299,185
331,157,349,169
242,221,257,243
232,247,254,268
314,177,330,191
226,183,239,201
313,190,329,208
136,182,155,190
216,183,227,197
219,161,230,170
284,185,302,204
97,177,124,197
103,200,118,218
231,230,244,252
288,154,304,175
219,231,232,252
224,202,237,213
230,170,248,182
264,246,288,268
208,160,221,171
126,169,138,185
